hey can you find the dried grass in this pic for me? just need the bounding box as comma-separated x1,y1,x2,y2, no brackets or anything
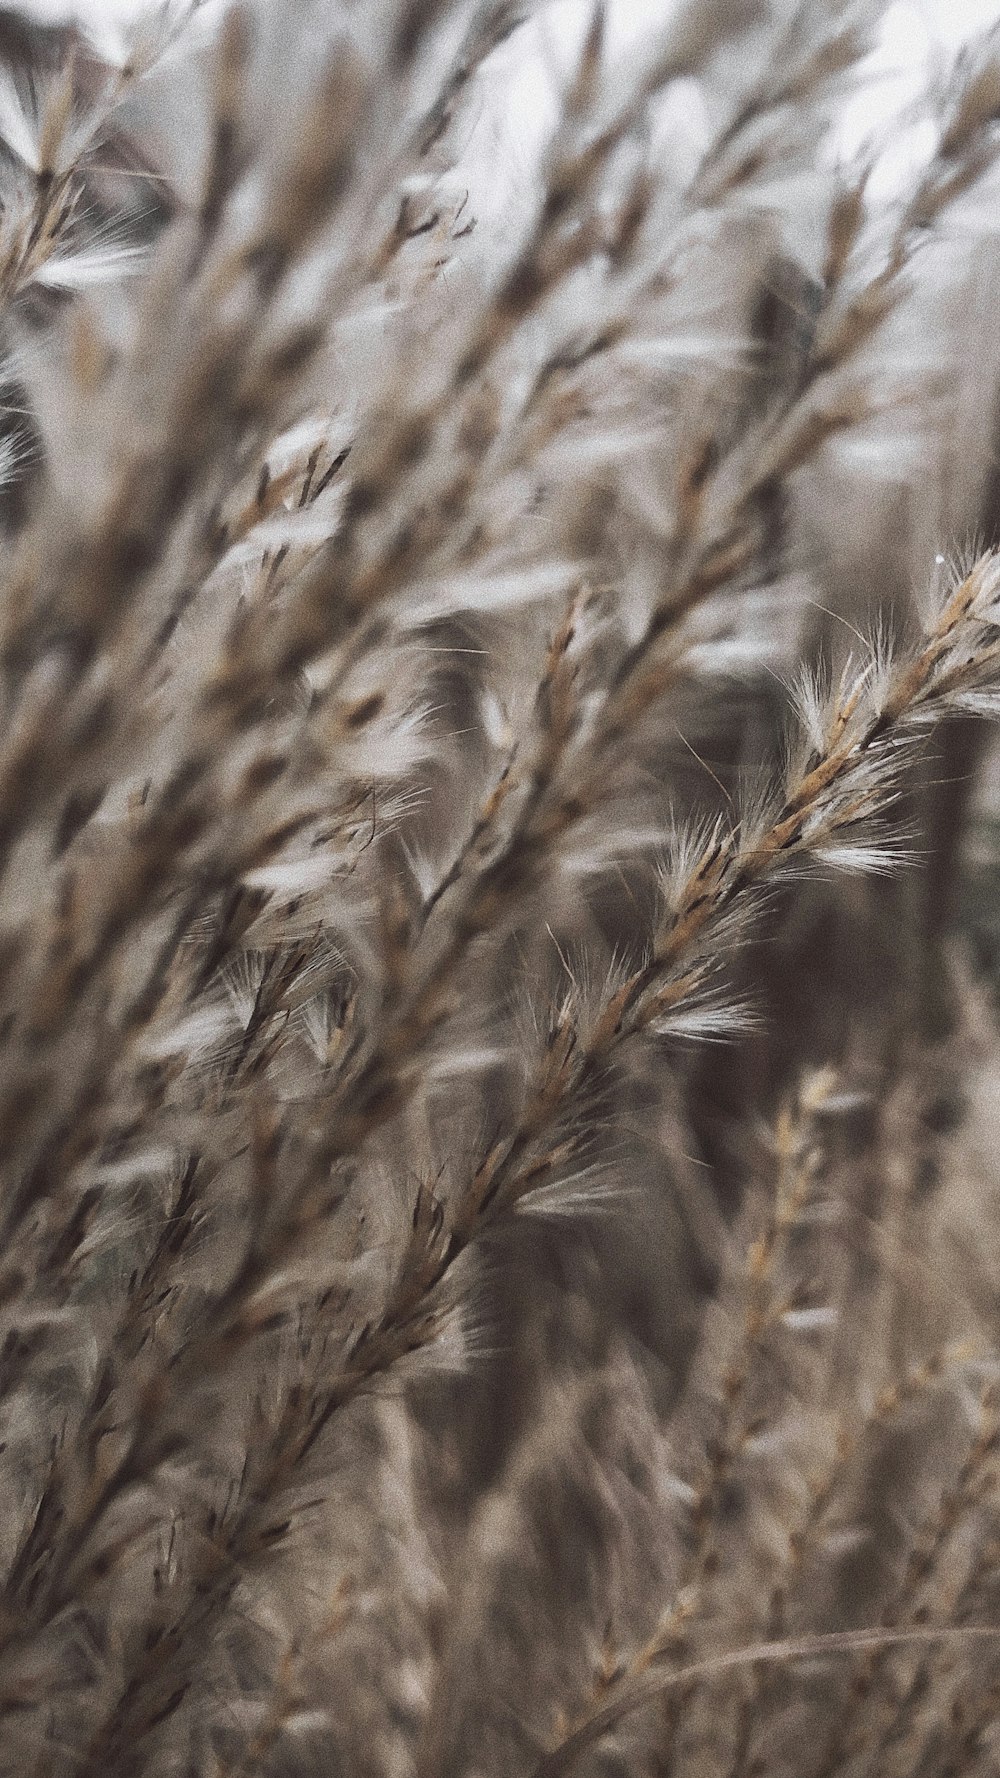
0,1,998,1773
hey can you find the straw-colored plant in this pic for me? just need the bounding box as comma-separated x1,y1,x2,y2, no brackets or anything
0,1,1000,1774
